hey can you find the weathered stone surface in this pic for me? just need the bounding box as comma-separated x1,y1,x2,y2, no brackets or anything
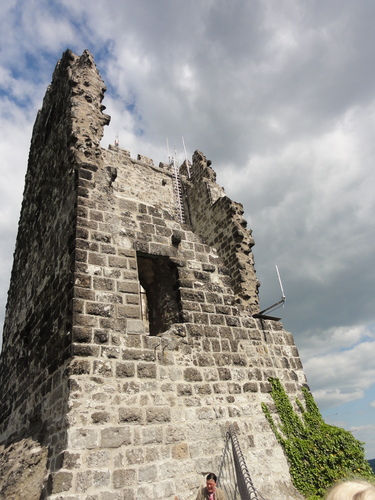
0,49,309,500
0,439,48,500
101,427,131,448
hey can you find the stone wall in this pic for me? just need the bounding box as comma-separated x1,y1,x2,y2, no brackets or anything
0,50,308,500
0,49,110,489
0,50,81,446
181,151,260,313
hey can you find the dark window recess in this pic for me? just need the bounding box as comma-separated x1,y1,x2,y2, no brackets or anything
137,254,179,336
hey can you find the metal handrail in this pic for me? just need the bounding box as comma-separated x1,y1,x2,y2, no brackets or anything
217,425,267,500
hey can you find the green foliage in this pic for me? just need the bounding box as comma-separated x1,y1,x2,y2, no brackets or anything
262,378,375,499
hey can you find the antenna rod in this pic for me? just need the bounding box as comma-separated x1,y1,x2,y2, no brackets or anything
276,265,285,300
182,136,190,178
258,265,286,315
166,137,171,164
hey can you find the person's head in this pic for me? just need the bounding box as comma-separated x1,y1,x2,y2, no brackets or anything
325,480,375,500
206,473,217,494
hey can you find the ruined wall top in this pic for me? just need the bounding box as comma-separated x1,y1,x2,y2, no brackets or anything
0,50,306,500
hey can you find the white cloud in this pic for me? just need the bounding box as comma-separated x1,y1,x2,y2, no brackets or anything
349,425,375,460
314,388,364,408
1,0,375,458
299,324,374,360
303,340,375,413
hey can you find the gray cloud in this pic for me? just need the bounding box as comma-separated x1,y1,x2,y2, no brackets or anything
1,0,375,456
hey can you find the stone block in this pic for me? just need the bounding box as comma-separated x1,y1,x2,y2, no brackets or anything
86,450,110,467
91,411,111,424
75,287,96,300
226,315,241,327
221,339,231,351
58,451,81,469
138,464,157,483
201,367,217,382
125,335,142,348
65,359,91,375
93,277,115,291
183,367,202,382
137,363,157,378
101,346,120,358
243,382,258,393
232,353,247,366
72,344,100,357
108,256,128,268
122,490,135,500
146,407,171,423
196,407,215,420
228,382,241,394
101,488,127,500
194,384,212,395
117,280,139,294
126,319,144,335
94,329,109,343
145,447,159,462
113,469,126,489
260,381,272,393
76,470,92,492
125,293,139,305
51,471,73,493
196,354,213,367
172,442,189,459
101,244,116,255
93,360,113,377
101,427,132,448
116,362,135,378
119,408,142,424
69,428,99,449
93,470,111,488
177,383,192,396
213,353,232,366
126,448,144,465
210,314,225,325
218,368,231,380
74,313,98,327
74,274,91,288
142,426,163,444
193,312,209,324
117,304,141,319
72,326,92,343
122,381,140,394
164,425,186,444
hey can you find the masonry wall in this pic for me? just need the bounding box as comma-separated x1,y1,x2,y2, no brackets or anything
0,50,80,446
0,50,307,500
180,152,259,314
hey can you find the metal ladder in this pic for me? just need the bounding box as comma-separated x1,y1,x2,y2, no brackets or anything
172,154,185,224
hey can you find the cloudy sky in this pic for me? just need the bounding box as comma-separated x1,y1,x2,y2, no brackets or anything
1,0,374,458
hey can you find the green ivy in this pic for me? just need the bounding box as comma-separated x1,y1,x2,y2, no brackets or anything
262,378,375,499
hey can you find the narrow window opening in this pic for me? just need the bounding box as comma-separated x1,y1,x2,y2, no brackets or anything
137,254,179,336
139,284,149,332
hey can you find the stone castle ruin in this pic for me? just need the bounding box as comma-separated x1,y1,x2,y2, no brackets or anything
0,50,307,499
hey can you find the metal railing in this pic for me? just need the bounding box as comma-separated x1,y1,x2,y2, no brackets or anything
217,425,267,500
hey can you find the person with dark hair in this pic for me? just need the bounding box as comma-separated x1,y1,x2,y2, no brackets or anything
195,473,226,500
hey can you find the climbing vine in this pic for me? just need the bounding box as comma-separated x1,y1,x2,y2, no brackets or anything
262,378,375,500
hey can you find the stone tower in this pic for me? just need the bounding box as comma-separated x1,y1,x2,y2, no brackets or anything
0,50,307,500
